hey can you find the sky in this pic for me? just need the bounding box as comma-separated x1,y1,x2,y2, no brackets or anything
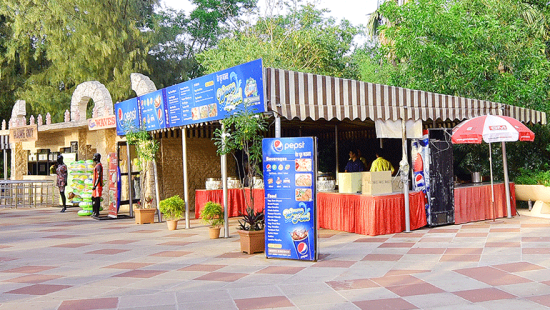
160,0,380,27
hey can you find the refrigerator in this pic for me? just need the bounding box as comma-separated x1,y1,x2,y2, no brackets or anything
411,128,454,226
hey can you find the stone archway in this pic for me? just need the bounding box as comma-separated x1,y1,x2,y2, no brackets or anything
130,73,157,96
70,81,113,121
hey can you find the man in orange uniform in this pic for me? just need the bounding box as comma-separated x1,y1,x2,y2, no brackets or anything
91,153,103,218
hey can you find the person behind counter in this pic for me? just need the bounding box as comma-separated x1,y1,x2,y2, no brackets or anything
345,149,365,172
370,150,395,175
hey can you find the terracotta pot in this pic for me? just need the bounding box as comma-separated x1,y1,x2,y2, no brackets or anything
209,227,221,239
166,220,178,230
134,208,156,224
237,230,265,254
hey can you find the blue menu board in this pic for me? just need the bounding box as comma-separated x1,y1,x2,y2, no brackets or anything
263,137,318,261
164,58,264,127
115,98,140,136
139,89,168,131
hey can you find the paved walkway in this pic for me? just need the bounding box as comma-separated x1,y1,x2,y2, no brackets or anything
2,207,550,310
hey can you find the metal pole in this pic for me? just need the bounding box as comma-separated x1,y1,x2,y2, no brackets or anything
501,141,512,218
401,119,411,232
126,142,133,217
489,143,495,221
153,159,162,223
335,125,339,179
275,114,281,138
3,149,6,180
222,124,229,238
182,128,190,229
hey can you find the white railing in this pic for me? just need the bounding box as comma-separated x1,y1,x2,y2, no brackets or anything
0,180,55,208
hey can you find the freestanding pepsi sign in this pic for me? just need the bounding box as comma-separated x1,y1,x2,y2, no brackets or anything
263,137,318,261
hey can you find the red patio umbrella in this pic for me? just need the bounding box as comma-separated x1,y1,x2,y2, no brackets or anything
452,115,535,220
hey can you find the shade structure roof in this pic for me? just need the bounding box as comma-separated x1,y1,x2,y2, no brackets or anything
264,67,547,125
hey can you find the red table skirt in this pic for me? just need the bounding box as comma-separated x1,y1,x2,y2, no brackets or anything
317,191,427,236
195,189,264,218
454,182,516,224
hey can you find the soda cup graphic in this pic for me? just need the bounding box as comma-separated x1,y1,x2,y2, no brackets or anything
290,229,311,260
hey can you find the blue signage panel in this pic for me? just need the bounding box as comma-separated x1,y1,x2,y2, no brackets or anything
263,137,318,261
139,89,168,131
163,58,265,127
115,98,140,136
115,59,265,135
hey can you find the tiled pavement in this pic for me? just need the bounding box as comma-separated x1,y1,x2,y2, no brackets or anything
2,207,550,309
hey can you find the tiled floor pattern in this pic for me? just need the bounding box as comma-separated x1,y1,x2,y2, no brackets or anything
1,207,550,309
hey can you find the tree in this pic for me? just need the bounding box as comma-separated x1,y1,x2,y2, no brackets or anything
0,0,158,122
372,0,550,113
196,1,362,78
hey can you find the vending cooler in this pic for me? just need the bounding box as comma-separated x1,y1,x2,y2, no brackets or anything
411,128,454,226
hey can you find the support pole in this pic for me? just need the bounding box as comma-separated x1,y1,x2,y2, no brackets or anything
126,143,133,217
489,143,495,221
501,141,512,218
275,114,281,138
3,149,6,180
182,128,190,228
153,159,162,223
335,125,339,180
401,119,411,232
222,124,229,238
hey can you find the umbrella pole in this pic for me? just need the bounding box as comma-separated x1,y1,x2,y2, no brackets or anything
489,143,495,221
501,141,512,218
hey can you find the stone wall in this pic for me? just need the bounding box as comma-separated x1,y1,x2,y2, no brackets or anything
157,132,236,213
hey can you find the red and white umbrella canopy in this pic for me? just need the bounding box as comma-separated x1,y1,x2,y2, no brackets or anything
452,115,535,144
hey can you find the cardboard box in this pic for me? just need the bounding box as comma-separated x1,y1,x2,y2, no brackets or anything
338,172,363,194
362,171,392,195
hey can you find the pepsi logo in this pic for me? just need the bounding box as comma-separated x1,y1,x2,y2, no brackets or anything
117,108,123,121
415,174,423,182
273,140,283,152
297,242,308,254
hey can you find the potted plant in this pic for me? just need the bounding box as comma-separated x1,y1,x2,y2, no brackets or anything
454,144,489,182
125,126,160,224
515,167,550,203
159,195,185,230
236,206,265,254
200,201,224,239
213,102,267,251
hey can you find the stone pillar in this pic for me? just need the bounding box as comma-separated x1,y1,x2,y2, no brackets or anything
11,142,27,180
78,130,88,160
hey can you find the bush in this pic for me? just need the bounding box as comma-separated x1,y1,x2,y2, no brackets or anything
200,201,224,227
159,195,184,220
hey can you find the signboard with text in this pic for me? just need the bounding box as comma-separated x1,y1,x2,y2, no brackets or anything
88,115,116,131
10,125,38,142
263,137,318,261
108,152,119,218
115,59,264,135
115,98,140,136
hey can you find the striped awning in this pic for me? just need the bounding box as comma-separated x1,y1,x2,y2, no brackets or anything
264,68,547,125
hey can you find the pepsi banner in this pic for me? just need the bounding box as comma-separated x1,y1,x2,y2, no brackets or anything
115,98,140,136
263,137,318,261
115,59,265,135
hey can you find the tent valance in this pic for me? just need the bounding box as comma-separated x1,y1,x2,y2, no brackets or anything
264,67,547,125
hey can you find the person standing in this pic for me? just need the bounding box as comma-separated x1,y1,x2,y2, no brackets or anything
56,155,68,212
91,153,103,218
370,150,396,175
345,149,365,172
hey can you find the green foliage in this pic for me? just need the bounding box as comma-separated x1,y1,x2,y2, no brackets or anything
200,201,224,227
0,0,157,122
454,144,491,176
376,0,550,113
125,127,159,170
159,195,185,220
196,1,361,78
238,206,264,231
515,167,550,187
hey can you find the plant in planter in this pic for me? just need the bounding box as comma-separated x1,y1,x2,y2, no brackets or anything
213,102,267,250
125,126,160,224
159,195,185,230
236,206,265,254
454,144,490,181
200,201,225,239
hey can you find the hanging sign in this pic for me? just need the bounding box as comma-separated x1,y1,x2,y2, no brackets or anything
88,115,116,130
10,125,38,142
262,137,318,261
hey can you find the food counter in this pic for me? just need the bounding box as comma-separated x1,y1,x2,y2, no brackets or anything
195,188,264,218
454,182,516,224
317,191,427,236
